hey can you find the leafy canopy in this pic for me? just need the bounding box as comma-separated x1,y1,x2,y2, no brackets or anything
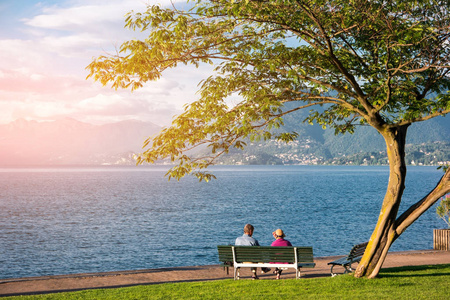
87,0,450,180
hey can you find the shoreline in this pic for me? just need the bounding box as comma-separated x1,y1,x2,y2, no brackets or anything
1,249,450,297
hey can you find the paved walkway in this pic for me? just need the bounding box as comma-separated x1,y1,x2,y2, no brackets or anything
1,250,449,297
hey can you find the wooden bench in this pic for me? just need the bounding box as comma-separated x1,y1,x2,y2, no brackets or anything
327,242,368,277
217,245,315,280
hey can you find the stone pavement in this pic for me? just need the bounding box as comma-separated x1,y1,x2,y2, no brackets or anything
1,250,449,297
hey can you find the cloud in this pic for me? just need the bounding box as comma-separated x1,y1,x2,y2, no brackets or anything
23,0,185,34
25,0,145,29
71,92,184,125
76,93,139,114
0,0,209,126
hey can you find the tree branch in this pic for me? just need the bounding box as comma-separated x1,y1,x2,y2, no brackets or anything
395,168,450,236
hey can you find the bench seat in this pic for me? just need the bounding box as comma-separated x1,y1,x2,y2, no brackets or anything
218,245,315,280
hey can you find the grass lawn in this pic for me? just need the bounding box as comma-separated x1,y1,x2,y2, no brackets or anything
4,264,450,300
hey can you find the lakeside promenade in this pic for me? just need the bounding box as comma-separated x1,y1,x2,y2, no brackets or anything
1,249,450,297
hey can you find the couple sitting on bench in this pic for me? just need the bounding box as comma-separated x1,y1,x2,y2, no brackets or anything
235,223,291,279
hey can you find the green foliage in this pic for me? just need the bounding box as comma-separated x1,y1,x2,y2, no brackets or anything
8,264,450,299
436,194,450,228
437,164,449,173
87,0,450,180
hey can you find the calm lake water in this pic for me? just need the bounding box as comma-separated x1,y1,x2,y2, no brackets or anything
0,165,445,279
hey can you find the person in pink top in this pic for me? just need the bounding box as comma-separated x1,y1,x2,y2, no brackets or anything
271,228,292,279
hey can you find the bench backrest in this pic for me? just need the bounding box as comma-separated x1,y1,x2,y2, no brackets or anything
347,242,368,259
217,245,234,263
217,245,314,264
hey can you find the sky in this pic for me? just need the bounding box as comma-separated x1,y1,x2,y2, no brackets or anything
0,0,211,126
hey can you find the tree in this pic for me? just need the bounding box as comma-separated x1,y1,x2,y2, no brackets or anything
87,0,450,278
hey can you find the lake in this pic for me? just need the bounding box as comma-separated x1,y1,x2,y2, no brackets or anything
0,165,445,279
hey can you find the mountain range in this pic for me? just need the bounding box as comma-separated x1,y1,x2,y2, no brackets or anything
212,109,450,166
0,114,448,166
0,118,161,166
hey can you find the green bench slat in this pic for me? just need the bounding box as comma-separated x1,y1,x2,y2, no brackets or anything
217,245,234,261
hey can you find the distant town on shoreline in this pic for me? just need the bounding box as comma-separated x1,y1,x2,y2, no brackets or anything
0,116,448,167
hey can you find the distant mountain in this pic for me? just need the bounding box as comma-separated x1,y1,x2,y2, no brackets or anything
212,110,450,166
278,105,450,155
323,115,450,156
0,113,448,166
0,118,161,166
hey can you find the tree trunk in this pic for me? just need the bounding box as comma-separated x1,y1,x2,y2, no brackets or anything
355,125,450,278
354,125,408,278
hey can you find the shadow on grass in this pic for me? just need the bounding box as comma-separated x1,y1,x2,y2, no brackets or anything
379,264,450,278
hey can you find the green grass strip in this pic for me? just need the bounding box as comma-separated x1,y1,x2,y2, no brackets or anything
4,264,450,300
